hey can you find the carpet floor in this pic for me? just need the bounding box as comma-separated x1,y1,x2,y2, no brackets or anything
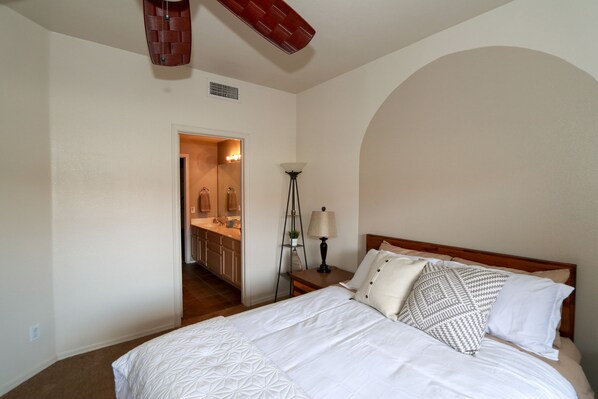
1,307,248,399
1,264,249,399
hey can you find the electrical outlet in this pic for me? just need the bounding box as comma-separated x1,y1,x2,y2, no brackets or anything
190,207,196,213
29,324,40,342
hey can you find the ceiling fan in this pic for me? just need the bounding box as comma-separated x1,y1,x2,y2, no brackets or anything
143,0,316,66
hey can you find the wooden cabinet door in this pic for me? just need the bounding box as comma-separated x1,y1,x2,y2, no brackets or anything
206,230,221,274
191,231,198,261
222,247,234,283
206,247,221,275
198,237,207,266
233,249,241,288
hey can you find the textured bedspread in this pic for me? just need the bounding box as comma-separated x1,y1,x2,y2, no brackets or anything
112,317,309,399
113,286,583,399
230,286,578,399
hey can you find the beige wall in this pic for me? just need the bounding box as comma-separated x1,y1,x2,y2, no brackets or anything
0,9,295,391
180,137,219,219
360,45,598,380
297,0,598,388
49,31,296,358
0,6,56,394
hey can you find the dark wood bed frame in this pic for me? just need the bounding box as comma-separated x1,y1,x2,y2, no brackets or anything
366,234,577,340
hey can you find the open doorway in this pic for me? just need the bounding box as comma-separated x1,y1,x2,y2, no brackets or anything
179,133,243,323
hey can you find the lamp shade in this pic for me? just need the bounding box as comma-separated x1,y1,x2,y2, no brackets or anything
281,162,306,173
307,207,337,238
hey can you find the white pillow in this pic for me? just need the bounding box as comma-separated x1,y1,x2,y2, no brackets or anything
443,260,574,360
345,249,444,290
354,252,427,320
344,249,380,290
486,273,574,360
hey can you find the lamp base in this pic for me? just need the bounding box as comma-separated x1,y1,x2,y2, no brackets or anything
316,237,330,273
317,264,331,273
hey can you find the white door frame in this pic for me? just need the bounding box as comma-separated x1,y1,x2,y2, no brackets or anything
171,124,249,326
180,154,191,263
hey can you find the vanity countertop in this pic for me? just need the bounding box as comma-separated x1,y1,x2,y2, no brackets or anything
191,219,241,241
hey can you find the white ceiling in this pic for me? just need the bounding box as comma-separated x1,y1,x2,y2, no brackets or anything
3,0,512,93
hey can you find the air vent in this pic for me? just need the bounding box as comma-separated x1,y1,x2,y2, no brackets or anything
209,81,240,101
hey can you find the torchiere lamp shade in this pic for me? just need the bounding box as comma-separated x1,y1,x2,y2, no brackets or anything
280,162,306,173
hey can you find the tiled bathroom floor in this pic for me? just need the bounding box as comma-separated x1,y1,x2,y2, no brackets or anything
182,263,242,320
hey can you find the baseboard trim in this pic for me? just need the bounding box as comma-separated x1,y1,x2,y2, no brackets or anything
1,323,176,396
0,355,57,396
250,293,275,306
56,322,176,360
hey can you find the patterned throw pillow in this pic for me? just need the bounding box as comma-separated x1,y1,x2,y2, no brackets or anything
397,263,508,355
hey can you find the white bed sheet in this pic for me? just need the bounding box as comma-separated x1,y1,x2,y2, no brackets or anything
229,286,577,399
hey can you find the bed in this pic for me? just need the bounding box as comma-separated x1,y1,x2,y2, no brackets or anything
113,234,594,398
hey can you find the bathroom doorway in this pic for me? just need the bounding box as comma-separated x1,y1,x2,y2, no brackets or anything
179,133,243,323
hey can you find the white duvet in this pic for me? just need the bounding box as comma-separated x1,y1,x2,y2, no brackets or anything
113,317,309,399
114,286,577,398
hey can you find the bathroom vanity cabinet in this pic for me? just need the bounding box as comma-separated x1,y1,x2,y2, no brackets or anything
191,225,241,289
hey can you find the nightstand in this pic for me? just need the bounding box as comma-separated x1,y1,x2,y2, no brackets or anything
290,267,354,297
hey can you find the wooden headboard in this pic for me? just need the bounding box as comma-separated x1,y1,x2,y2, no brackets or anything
366,234,577,340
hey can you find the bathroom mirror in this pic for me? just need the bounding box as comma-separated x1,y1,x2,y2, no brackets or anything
217,162,241,219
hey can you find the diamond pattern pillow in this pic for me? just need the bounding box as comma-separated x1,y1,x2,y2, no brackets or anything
397,263,508,355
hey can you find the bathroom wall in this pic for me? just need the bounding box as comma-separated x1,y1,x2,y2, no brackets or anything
217,139,241,165
180,136,219,219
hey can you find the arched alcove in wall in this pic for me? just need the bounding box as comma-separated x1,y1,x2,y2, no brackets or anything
360,46,598,250
358,45,598,371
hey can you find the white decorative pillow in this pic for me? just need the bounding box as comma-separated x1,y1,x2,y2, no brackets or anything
344,249,380,290
345,248,443,290
485,273,574,360
354,253,427,320
443,260,574,359
398,263,508,355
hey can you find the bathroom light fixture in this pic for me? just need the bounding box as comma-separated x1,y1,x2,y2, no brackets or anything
226,154,241,162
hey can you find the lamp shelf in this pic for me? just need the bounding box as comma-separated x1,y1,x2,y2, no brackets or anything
275,164,309,302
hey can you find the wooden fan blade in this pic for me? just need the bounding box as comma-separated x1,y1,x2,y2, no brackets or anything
143,0,192,66
217,0,316,54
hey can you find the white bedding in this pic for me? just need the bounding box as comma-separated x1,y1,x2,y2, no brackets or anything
114,286,578,398
113,317,310,399
231,286,577,398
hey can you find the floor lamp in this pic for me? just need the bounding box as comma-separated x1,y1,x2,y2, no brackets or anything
275,163,308,302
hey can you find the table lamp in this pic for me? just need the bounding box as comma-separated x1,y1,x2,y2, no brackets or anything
307,206,337,273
